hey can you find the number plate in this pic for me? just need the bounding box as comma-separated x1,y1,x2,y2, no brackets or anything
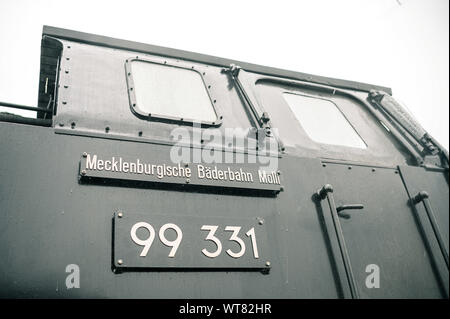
113,212,272,270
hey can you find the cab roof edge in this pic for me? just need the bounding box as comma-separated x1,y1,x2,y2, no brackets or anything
41,25,392,95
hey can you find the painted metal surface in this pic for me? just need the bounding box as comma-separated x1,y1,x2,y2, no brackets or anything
0,123,339,298
399,165,449,297
0,26,448,299
321,163,447,298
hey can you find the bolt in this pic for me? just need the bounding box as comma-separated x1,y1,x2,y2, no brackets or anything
414,191,429,203
117,259,123,265
82,152,88,158
117,212,123,218
81,170,86,176
265,261,271,267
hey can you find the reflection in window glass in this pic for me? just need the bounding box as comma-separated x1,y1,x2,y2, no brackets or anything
283,93,367,149
130,61,217,122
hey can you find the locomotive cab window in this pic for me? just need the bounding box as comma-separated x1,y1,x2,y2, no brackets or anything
282,93,367,149
251,77,415,166
127,59,219,125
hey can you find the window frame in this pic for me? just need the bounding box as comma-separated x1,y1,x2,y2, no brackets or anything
125,56,223,127
281,91,368,149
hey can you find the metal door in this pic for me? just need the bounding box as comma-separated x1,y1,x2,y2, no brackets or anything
317,163,447,298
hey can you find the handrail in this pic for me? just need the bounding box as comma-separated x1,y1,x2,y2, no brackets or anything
316,184,360,299
413,191,449,269
0,101,53,114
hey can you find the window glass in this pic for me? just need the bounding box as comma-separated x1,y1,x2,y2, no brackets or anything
282,92,367,149
130,61,217,122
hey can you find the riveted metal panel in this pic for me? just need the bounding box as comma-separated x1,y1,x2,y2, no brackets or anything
43,25,393,95
0,123,339,298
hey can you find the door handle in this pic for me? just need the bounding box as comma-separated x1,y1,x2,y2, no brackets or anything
316,184,360,299
336,204,364,219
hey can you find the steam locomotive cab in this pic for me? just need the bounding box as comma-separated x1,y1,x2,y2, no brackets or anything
0,26,448,298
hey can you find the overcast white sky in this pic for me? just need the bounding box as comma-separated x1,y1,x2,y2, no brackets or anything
0,0,448,149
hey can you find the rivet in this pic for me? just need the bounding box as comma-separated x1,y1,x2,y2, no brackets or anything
258,219,264,225
348,166,352,170
64,85,68,88
280,186,284,192
117,259,123,265
81,170,86,176
82,152,88,158
277,170,281,176
322,164,327,167
372,168,376,172
265,261,271,267
186,178,190,184
62,101,67,105
117,212,123,218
